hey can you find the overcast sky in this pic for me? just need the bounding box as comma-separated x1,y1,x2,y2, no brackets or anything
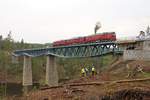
0,0,150,43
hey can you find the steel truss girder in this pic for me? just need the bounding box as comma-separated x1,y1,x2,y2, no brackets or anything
13,42,120,58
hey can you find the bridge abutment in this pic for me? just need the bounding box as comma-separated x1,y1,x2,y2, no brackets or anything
123,40,150,61
46,55,58,86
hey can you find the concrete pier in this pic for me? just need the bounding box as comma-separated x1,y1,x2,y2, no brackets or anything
23,56,33,86
46,55,58,86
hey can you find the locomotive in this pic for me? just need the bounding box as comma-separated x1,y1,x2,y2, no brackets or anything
53,32,116,47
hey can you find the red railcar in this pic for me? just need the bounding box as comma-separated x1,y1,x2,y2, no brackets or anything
53,32,116,47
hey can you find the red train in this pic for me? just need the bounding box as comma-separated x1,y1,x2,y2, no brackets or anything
53,32,116,47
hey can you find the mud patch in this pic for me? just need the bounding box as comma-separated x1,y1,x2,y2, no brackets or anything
101,89,150,100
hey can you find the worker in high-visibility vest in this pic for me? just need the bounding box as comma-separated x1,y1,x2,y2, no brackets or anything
91,66,96,76
81,68,86,77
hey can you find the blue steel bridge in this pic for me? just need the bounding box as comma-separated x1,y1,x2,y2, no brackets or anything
13,42,122,58
12,41,124,87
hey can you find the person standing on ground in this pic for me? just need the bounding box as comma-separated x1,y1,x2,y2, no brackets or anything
91,65,96,76
81,67,86,77
136,65,144,73
85,67,89,76
126,64,132,78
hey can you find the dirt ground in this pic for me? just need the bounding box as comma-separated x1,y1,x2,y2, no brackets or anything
8,60,150,100
11,79,150,100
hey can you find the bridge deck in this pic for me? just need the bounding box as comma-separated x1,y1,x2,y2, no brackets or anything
13,42,123,58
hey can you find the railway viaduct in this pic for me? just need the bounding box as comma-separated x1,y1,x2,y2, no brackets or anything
13,42,120,87
12,39,150,88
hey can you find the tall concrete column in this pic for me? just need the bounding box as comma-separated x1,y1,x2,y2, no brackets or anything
23,56,33,86
46,55,58,86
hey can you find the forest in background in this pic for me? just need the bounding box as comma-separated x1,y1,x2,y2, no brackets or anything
0,32,115,85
